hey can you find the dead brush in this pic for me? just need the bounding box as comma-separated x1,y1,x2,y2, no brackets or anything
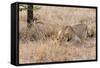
19,22,59,42
19,27,31,43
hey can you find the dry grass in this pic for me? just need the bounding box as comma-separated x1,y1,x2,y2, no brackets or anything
19,38,96,64
19,5,96,64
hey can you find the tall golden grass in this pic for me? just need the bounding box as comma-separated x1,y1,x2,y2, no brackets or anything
19,5,96,64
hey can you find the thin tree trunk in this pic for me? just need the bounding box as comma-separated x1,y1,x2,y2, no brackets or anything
27,5,33,28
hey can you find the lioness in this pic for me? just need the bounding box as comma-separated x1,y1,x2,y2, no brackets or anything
56,24,88,45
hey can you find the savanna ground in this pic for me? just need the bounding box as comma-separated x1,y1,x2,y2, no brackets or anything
19,5,96,64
